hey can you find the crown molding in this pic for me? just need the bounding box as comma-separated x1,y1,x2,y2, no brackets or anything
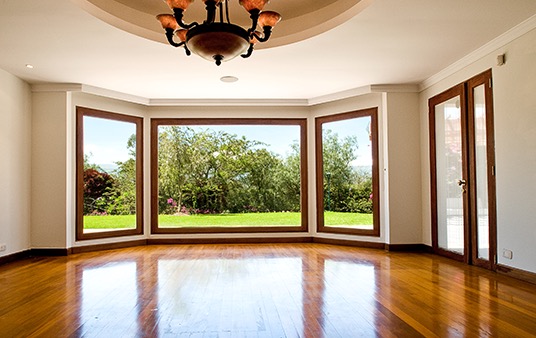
420,13,536,91
369,84,420,93
31,83,150,105
31,82,420,107
307,84,420,106
307,85,372,106
148,98,309,107
31,83,83,93
80,84,150,106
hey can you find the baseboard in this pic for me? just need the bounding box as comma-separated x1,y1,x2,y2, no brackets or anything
148,237,313,245
71,239,148,254
0,250,31,266
385,244,433,253
497,264,536,285
30,248,71,256
312,237,385,249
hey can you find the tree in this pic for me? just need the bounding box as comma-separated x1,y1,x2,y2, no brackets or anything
156,126,302,214
83,168,115,215
322,129,358,211
83,135,138,216
321,129,373,214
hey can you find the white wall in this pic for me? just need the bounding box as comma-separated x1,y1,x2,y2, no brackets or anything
383,92,422,244
0,69,32,256
31,91,70,249
34,90,423,248
33,90,427,248
493,29,536,272
420,27,536,273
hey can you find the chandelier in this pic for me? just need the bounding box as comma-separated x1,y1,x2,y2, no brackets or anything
156,0,281,66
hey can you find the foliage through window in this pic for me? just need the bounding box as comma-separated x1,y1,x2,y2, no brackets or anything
315,108,380,236
151,119,307,233
76,107,143,240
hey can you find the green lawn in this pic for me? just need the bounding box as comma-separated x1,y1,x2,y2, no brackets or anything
83,215,137,229
324,211,373,226
83,211,373,229
159,212,301,227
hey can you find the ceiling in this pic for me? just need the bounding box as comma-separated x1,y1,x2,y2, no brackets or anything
1,0,535,101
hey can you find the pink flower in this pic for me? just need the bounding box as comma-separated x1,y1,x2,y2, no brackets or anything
167,198,174,205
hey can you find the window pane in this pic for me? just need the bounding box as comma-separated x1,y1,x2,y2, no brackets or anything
80,113,139,236
322,116,374,231
155,123,304,230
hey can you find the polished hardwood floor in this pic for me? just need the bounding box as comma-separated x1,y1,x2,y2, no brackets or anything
1,244,536,337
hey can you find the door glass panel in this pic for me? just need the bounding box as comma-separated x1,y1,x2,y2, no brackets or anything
435,96,464,254
473,84,489,260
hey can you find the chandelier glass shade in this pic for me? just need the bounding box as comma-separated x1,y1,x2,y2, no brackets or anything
157,0,281,66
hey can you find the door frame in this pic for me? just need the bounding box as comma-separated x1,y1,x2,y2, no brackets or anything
428,69,497,269
429,83,470,263
466,70,497,270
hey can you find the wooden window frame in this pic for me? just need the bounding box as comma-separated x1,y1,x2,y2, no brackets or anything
150,118,308,234
315,108,380,237
76,106,144,240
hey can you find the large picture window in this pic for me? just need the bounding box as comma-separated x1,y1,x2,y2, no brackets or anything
151,118,307,234
76,107,143,240
315,108,380,236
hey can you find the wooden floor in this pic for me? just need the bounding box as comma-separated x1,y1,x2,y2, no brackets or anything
1,244,536,337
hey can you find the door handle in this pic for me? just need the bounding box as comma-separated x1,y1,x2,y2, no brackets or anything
457,179,467,193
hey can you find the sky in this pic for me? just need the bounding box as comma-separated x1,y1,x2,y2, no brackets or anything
84,116,372,168
188,125,300,157
84,116,135,167
322,117,372,167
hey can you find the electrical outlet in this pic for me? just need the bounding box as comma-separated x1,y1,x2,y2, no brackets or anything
502,249,513,259
0,244,6,252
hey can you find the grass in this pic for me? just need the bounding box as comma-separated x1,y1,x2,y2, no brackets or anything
83,211,373,229
159,212,301,227
324,211,373,226
83,215,137,229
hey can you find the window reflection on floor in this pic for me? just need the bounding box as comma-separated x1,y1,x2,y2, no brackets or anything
157,258,303,337
81,262,139,335
323,260,376,336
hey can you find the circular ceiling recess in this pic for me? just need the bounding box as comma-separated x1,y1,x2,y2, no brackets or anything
71,0,371,49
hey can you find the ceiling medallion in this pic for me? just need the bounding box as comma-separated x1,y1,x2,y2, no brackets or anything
157,0,281,66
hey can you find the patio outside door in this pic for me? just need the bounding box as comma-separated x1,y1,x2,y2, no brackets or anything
429,70,496,269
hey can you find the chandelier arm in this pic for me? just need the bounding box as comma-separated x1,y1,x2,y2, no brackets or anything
173,8,199,29
164,28,184,48
183,44,191,56
253,26,272,43
224,0,231,24
204,0,218,24
247,10,260,34
240,44,254,58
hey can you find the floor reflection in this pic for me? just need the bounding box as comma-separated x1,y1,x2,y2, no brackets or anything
156,257,303,337
3,244,535,337
80,262,139,336
322,261,377,336
72,246,421,337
